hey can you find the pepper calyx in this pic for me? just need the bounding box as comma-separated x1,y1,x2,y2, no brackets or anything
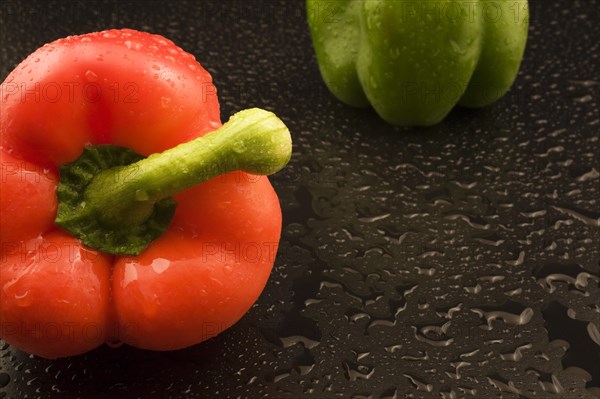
55,108,292,256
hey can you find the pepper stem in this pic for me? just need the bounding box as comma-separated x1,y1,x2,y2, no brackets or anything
55,108,291,255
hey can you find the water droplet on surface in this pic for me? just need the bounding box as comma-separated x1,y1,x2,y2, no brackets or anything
500,344,533,361
84,70,98,82
232,141,246,154
574,94,593,103
369,75,379,89
122,264,138,288
551,205,600,227
13,290,32,307
151,258,170,274
342,360,375,381
0,372,10,388
124,40,142,50
404,373,433,392
280,335,319,349
449,40,466,54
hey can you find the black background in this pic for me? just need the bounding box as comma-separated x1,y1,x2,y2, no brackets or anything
1,1,599,398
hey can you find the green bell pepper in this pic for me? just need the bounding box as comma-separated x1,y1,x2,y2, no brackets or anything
307,0,529,126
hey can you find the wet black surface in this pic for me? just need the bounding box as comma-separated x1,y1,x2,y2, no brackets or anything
1,1,599,398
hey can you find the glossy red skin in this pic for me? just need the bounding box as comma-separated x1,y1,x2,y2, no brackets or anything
0,29,282,358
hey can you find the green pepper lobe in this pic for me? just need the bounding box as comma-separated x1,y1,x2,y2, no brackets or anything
307,0,529,126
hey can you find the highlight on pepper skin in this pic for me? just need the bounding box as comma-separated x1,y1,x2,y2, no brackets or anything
0,29,291,358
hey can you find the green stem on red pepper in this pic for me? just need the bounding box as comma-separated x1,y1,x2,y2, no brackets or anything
55,108,292,256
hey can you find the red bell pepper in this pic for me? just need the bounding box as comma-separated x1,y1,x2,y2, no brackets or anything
0,29,291,358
